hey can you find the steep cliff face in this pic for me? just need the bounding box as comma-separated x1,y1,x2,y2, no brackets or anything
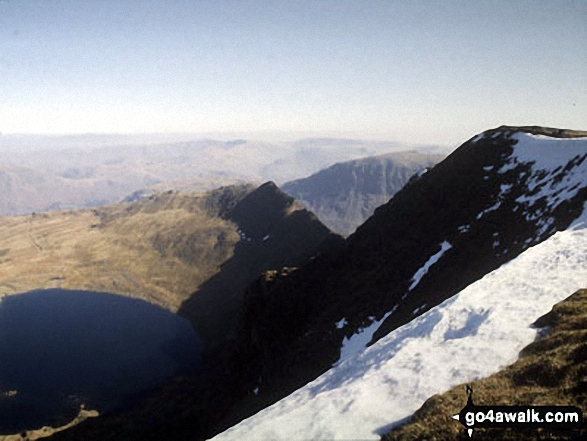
178,181,343,349
281,151,443,236
221,126,587,429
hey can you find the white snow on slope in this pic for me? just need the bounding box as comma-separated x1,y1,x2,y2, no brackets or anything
335,318,347,329
499,133,587,240
501,133,587,211
476,201,501,220
503,133,587,172
408,240,452,291
336,309,394,364
212,208,587,441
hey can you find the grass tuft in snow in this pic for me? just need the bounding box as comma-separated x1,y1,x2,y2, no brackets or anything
384,288,587,441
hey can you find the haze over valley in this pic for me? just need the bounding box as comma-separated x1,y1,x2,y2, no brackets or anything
0,134,428,216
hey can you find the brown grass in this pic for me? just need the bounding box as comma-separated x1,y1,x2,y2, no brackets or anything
0,408,99,441
383,288,587,440
0,190,241,312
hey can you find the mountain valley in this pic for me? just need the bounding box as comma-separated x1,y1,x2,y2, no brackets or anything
0,126,587,440
41,125,587,441
4,1,585,440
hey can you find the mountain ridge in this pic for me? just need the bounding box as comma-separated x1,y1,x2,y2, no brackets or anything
0,182,340,329
45,125,587,441
214,125,587,435
213,209,587,440
281,151,443,236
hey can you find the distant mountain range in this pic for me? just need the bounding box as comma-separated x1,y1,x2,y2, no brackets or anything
0,163,159,215
42,126,587,441
282,151,444,236
0,136,433,216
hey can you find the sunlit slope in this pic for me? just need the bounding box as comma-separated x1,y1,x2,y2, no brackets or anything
0,187,247,310
0,183,340,321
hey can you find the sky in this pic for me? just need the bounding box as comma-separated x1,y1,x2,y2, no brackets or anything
0,0,586,146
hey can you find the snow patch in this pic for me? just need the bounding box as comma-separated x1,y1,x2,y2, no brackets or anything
409,241,452,291
417,168,429,178
412,303,427,316
505,133,587,172
337,310,393,364
457,224,470,233
263,235,271,241
212,206,587,441
335,318,347,329
500,184,513,194
476,201,501,220
499,133,587,239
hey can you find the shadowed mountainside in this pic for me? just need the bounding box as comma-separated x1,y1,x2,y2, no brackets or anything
282,151,444,236
178,182,343,348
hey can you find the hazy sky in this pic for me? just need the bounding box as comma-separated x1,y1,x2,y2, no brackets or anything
1,0,585,146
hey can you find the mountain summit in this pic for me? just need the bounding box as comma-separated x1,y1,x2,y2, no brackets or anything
281,151,443,236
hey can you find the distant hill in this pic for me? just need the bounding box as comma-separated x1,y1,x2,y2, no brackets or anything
0,163,158,215
0,135,438,216
282,151,444,236
0,165,58,215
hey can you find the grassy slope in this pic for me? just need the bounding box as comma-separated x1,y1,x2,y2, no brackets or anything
383,288,587,440
0,188,244,311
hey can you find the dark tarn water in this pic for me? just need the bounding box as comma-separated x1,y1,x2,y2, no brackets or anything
0,289,201,433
